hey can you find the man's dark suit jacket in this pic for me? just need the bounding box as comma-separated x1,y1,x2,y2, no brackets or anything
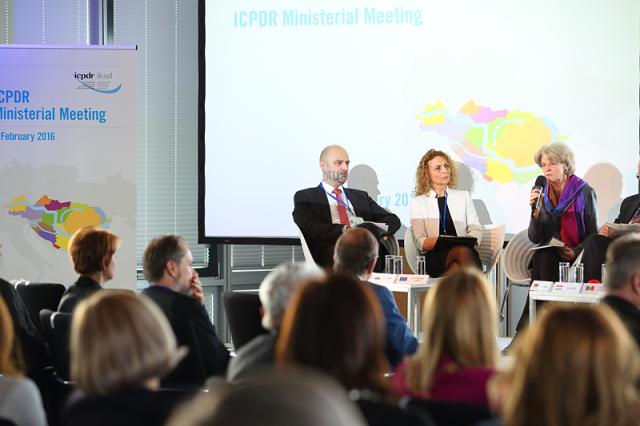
582,193,640,281
58,275,101,314
616,194,640,224
293,186,401,267
601,295,640,348
142,286,230,386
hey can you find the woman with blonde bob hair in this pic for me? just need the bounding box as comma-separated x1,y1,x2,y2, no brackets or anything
500,304,640,426
64,291,188,426
411,149,482,277
394,269,497,406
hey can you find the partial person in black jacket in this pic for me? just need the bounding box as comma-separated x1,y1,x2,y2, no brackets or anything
0,241,49,374
58,227,121,313
599,233,640,348
293,145,401,269
141,235,229,386
0,277,49,375
582,160,640,282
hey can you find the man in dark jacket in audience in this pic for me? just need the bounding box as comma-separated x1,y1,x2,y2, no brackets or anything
333,228,418,367
600,233,640,348
142,235,229,386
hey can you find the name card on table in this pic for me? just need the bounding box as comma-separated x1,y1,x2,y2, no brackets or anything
530,280,554,292
369,272,397,285
552,282,583,295
581,283,605,296
397,274,430,285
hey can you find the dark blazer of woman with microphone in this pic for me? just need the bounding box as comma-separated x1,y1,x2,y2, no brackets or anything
528,142,598,282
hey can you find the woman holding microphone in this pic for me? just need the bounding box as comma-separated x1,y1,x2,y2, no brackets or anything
528,142,598,282
514,142,598,335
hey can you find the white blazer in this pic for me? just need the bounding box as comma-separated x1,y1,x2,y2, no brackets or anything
410,188,482,250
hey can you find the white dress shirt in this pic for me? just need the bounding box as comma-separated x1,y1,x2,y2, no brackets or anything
321,182,355,225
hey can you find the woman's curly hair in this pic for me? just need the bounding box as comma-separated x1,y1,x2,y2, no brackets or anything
415,149,457,196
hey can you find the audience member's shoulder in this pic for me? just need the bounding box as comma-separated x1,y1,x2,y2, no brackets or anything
0,375,41,402
0,277,17,297
235,333,276,359
65,388,189,426
367,281,392,298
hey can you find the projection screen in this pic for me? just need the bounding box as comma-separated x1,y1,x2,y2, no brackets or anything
200,0,640,243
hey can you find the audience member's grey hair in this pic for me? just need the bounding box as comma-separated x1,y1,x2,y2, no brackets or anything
605,233,640,291
259,262,324,330
334,228,379,277
167,369,367,426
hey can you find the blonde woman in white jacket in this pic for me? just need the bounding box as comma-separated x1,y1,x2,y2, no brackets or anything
410,149,482,277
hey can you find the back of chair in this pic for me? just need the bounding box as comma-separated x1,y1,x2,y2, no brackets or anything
503,230,535,284
404,227,421,274
39,309,72,381
17,283,65,326
406,398,494,426
298,231,316,264
223,292,268,351
477,224,506,274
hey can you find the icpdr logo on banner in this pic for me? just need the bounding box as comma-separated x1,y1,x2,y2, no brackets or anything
73,71,122,94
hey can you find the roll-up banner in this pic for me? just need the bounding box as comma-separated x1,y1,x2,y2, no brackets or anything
0,45,137,290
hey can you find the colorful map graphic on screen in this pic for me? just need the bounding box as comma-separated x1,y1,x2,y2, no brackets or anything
6,195,110,250
417,100,563,184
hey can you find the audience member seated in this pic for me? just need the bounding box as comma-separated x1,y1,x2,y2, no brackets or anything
492,304,640,426
333,228,418,367
582,159,640,282
168,369,367,426
0,297,47,426
600,233,640,347
393,269,498,407
0,278,48,376
63,291,189,426
277,274,433,426
58,227,121,314
226,262,323,382
141,235,229,386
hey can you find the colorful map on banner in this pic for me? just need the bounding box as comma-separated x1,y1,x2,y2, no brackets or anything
417,100,563,185
6,195,110,250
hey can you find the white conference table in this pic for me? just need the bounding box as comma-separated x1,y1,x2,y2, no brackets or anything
369,273,440,335
528,283,604,324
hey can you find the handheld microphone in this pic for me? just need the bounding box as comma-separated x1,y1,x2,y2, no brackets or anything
531,175,547,214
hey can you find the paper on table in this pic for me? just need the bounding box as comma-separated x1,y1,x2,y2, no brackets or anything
360,221,389,232
529,237,565,251
604,222,640,235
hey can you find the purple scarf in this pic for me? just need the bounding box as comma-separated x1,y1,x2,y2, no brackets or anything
542,175,587,248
